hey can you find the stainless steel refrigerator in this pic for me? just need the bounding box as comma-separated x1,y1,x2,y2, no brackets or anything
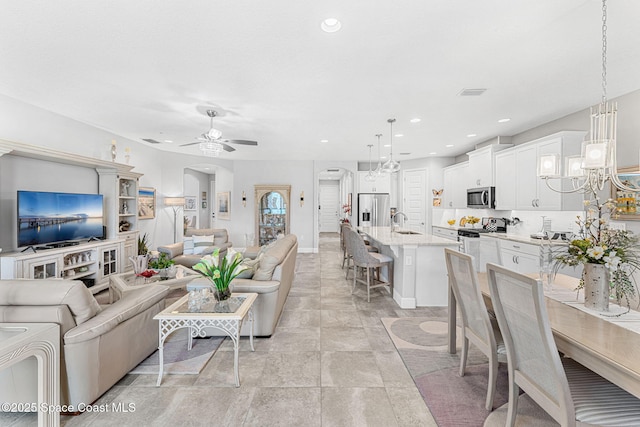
357,193,391,227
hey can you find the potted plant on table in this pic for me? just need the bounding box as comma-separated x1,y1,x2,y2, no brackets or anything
148,252,176,280
553,193,640,313
192,248,247,301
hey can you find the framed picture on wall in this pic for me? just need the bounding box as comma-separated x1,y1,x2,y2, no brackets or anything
611,166,640,220
138,187,156,219
184,196,197,211
217,191,230,220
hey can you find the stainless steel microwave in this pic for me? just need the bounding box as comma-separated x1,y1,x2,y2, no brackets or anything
467,187,496,209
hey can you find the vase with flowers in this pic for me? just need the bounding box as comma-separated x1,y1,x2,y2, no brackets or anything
553,193,639,312
192,248,247,302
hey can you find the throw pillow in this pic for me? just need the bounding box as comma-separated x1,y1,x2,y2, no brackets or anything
183,237,194,255
235,255,261,279
193,235,215,255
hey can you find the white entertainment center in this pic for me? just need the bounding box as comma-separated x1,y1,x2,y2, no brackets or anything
0,139,143,294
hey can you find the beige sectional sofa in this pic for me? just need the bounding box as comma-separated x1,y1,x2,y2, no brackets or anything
0,279,168,408
193,234,298,337
157,228,232,268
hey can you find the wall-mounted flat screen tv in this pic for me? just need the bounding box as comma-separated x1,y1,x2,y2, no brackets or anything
17,190,104,248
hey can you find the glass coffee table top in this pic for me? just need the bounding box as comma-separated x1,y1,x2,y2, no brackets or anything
175,296,246,314
119,265,199,287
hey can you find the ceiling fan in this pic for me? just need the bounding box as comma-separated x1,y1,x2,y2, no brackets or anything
180,110,258,153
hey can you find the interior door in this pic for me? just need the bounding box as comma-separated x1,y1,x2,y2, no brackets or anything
403,169,427,233
319,182,340,233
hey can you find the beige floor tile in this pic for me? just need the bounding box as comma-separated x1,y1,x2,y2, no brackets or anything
243,387,321,427
321,387,399,427
386,387,437,427
257,352,320,387
321,327,372,351
321,351,384,387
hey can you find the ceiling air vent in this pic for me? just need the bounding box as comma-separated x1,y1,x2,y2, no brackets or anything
326,169,340,172
142,138,162,144
458,88,487,97
399,152,411,156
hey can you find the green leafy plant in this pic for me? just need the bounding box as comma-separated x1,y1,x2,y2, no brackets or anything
149,252,175,270
137,233,149,255
192,248,247,298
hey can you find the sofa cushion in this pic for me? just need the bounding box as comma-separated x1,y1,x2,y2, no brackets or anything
183,237,194,255
253,235,297,281
193,235,214,255
0,279,101,325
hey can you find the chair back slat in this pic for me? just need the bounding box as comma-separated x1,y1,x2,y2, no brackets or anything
445,248,493,345
487,263,574,423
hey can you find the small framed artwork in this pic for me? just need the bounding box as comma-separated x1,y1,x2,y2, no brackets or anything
138,187,156,219
184,196,197,211
611,166,640,220
217,191,230,220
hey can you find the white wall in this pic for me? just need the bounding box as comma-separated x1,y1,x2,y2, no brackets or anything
231,160,315,252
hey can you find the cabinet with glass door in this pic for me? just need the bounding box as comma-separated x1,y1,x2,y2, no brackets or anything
255,185,291,246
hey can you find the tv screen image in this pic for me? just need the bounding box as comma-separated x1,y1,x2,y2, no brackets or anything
18,190,104,247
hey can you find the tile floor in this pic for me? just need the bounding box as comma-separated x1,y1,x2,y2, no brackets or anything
6,233,440,426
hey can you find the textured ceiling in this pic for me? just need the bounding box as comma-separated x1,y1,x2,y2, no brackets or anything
1,0,639,162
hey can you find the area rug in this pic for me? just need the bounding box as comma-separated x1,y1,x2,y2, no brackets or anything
382,316,556,427
130,328,224,375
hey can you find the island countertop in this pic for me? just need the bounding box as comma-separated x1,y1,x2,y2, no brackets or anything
358,226,462,247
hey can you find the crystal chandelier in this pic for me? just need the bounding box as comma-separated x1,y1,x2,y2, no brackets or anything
364,144,377,182
199,141,224,157
381,118,400,173
538,0,638,195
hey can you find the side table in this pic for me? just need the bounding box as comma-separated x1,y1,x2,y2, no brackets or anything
0,323,60,427
153,292,257,387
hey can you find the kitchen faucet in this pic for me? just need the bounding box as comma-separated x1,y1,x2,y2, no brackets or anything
392,212,408,231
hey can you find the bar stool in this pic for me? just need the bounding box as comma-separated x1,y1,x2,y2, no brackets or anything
342,223,377,274
344,228,393,302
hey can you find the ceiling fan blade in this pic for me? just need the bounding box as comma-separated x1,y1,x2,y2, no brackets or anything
222,143,236,152
179,141,201,147
221,139,258,146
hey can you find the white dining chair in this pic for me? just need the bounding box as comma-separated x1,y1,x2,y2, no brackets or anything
486,262,640,426
444,248,506,410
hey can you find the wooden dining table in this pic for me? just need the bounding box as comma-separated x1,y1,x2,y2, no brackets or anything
447,272,640,399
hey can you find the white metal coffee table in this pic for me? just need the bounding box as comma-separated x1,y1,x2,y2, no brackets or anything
109,265,200,302
153,292,257,387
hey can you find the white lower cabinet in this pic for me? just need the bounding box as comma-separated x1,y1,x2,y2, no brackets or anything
431,226,458,241
1,239,125,294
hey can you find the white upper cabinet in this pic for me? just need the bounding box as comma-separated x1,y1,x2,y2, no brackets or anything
357,171,391,194
494,150,517,210
466,144,512,188
494,131,586,211
442,162,469,208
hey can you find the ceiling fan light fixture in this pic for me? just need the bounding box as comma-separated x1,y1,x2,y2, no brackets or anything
206,128,223,140
199,141,224,157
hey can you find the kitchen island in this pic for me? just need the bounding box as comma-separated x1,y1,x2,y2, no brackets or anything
358,226,461,308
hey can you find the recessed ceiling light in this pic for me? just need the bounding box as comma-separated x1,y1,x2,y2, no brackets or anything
467,134,476,138
164,139,173,143
410,118,421,123
429,152,437,155
380,156,387,159
498,118,510,123
446,144,454,148
320,139,329,143
321,18,341,33
394,133,403,137
383,144,391,148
